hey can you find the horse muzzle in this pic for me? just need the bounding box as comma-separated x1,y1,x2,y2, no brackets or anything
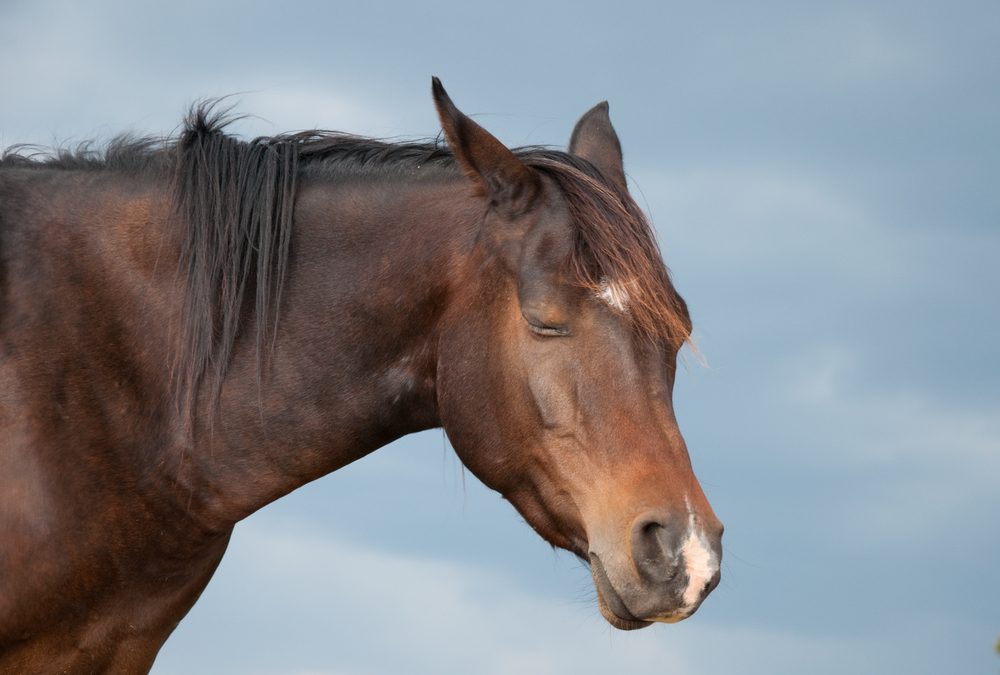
588,508,723,630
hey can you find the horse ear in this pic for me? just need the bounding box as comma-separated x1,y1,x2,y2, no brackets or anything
432,77,540,214
568,101,628,193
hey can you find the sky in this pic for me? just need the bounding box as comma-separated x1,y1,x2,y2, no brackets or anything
3,1,998,673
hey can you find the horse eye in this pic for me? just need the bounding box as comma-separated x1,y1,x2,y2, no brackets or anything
526,320,570,337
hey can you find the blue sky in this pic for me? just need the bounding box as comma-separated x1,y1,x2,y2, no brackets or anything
3,1,998,673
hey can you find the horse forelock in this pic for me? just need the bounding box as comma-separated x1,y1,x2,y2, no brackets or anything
524,157,693,352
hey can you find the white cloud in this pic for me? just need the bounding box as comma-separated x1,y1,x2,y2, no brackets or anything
768,340,1000,545
217,87,399,139
153,519,695,675
152,517,964,675
832,15,927,83
0,2,403,145
630,161,1000,371
779,341,1000,463
634,165,910,295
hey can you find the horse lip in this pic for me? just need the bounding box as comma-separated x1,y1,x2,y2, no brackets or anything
650,608,692,623
588,553,652,631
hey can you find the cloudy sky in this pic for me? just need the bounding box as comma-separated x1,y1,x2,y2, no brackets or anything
3,1,998,673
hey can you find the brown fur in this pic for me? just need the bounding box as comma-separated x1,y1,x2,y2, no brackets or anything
0,80,721,672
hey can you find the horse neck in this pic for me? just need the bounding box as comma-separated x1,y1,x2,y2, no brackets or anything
179,172,483,527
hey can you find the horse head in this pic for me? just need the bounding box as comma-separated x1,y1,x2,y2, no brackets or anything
431,79,723,629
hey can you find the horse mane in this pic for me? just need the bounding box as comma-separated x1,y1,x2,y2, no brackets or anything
171,104,296,417
2,101,690,416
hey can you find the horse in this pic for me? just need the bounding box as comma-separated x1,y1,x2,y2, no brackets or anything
0,78,723,673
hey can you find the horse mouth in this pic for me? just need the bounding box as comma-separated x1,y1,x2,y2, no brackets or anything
588,553,652,631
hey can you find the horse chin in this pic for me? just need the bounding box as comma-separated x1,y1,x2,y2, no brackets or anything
589,553,652,631
596,593,654,631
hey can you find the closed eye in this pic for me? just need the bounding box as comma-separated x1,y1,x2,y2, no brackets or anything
526,321,571,337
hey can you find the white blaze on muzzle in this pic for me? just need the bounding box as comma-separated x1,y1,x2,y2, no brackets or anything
680,505,719,610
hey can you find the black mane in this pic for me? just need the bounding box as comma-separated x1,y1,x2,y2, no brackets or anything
0,102,601,179
2,102,678,418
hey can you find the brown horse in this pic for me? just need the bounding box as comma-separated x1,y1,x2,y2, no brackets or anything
0,79,722,672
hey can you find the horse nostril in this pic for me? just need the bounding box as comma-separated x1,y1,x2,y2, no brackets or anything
631,511,683,583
